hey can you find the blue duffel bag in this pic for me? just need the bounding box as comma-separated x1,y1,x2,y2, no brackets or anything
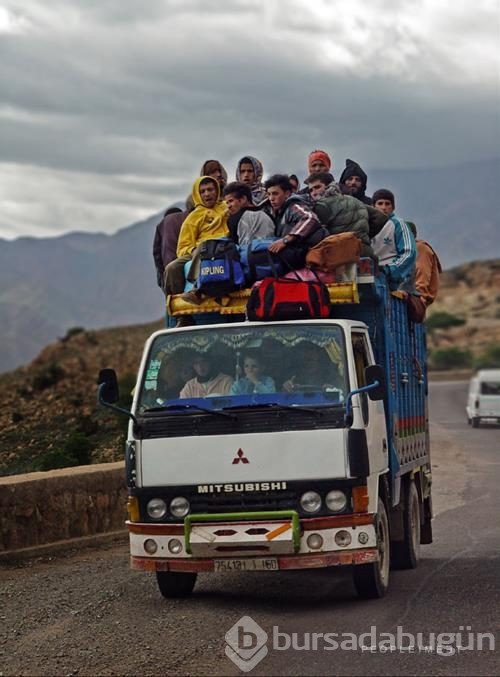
239,238,286,285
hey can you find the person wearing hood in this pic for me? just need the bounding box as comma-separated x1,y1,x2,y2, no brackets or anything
339,159,372,205
200,159,228,192
163,176,229,317
235,156,267,206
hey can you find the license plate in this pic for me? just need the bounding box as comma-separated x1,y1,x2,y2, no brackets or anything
214,557,279,572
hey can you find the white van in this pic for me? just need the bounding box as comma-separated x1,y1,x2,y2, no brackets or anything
466,369,500,428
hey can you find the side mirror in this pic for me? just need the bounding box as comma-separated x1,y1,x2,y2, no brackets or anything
98,368,119,404
97,368,138,428
364,364,385,401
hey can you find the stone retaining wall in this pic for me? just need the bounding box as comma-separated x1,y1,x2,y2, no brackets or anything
0,462,127,559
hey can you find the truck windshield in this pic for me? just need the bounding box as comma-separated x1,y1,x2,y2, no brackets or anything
480,381,500,395
136,324,348,413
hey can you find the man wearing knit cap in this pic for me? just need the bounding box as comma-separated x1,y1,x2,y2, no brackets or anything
308,149,332,174
370,188,416,291
339,159,372,205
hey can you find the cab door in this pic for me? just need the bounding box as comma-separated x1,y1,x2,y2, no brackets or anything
350,330,387,473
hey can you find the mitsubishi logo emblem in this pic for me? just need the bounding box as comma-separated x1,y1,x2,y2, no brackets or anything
232,448,249,465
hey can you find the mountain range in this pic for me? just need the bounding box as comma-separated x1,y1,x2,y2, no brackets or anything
1,157,498,373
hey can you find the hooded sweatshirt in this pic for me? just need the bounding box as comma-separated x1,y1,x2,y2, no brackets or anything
339,159,371,205
236,156,267,206
200,160,228,188
176,177,229,258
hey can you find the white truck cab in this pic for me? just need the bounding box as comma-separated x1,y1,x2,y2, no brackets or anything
466,369,500,428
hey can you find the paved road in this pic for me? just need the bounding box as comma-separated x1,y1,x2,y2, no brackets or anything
1,382,499,676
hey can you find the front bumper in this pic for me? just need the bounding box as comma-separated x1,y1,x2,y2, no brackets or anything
127,512,378,572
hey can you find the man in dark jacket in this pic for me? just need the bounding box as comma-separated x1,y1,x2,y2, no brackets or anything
339,159,372,205
264,174,323,269
153,206,189,290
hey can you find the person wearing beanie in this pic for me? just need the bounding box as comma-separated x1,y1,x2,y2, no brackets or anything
370,188,416,291
200,159,228,191
339,159,372,205
235,155,267,206
307,149,332,174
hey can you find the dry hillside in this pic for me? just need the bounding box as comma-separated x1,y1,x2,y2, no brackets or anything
1,258,499,476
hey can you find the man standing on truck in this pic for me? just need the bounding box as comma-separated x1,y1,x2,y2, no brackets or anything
223,182,275,245
338,158,372,205
371,188,416,291
163,176,229,325
264,174,324,270
406,221,442,307
235,156,267,206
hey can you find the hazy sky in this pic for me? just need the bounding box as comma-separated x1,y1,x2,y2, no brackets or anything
0,0,499,239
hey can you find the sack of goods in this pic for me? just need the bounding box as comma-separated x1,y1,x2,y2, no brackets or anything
247,273,331,322
306,232,362,272
197,238,245,297
239,238,286,285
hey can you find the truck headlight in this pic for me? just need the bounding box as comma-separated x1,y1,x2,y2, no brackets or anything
147,498,167,519
300,491,322,514
169,496,190,518
326,490,347,513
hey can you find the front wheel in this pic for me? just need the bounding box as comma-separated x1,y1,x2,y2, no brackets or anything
472,417,480,428
391,481,421,569
353,497,390,599
156,571,197,599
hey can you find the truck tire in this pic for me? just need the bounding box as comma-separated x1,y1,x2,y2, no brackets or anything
156,571,197,598
391,481,420,570
472,417,480,428
353,497,390,599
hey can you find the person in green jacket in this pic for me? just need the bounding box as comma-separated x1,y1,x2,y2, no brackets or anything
306,172,374,258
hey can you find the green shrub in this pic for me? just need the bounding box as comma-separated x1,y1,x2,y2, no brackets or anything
64,326,85,340
474,344,500,369
426,311,466,331
34,432,92,471
32,362,65,391
430,347,472,370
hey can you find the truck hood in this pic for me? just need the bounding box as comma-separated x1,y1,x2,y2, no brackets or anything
138,429,348,487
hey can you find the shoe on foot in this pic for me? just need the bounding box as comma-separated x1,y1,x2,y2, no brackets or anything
176,316,195,327
180,289,204,305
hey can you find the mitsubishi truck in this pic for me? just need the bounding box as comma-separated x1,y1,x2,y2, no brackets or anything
98,260,433,599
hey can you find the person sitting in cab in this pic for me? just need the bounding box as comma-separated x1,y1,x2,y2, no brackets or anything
180,351,233,398
230,353,276,395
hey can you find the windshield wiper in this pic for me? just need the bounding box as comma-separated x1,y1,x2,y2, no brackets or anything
222,402,328,415
143,403,236,419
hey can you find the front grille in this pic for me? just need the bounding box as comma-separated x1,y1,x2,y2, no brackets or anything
137,408,345,439
189,489,298,514
136,479,358,522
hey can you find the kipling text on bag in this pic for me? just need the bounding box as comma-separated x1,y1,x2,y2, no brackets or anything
306,232,362,272
246,273,331,322
197,238,245,297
